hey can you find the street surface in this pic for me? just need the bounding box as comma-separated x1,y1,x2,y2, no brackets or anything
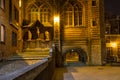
52,66,120,80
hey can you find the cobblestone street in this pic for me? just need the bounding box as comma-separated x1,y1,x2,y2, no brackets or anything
52,66,120,80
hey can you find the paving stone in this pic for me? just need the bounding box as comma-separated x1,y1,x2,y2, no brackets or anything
52,66,120,80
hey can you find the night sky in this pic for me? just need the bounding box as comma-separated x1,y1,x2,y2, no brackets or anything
104,0,120,15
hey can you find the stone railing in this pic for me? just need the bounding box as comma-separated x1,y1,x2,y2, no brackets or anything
23,39,52,50
0,51,56,80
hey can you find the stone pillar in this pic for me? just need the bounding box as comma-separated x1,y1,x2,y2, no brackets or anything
45,31,50,41
37,27,40,39
28,30,32,40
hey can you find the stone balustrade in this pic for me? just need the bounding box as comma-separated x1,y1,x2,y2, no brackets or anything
23,39,51,49
0,53,55,80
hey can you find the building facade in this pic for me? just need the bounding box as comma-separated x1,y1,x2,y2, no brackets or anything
0,0,105,65
105,13,120,62
0,0,23,60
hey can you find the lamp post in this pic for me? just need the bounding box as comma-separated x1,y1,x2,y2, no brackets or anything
110,42,117,48
110,42,117,57
54,15,60,51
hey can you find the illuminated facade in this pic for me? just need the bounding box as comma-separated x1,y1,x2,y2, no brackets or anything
105,14,120,62
0,0,105,65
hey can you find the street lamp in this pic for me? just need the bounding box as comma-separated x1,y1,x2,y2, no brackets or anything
53,15,60,50
54,16,60,39
110,42,117,48
54,16,60,23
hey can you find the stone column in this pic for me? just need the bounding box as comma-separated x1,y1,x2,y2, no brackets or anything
37,27,40,39
28,30,32,40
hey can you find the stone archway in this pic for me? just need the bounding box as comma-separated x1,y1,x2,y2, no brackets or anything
63,47,87,66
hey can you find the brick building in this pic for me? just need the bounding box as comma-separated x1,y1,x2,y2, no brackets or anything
0,0,105,65
105,13,120,62
0,0,23,59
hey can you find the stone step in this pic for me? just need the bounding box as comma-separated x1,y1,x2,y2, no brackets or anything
23,48,50,52
8,54,50,60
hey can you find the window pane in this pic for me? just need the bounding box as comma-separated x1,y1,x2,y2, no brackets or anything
14,6,19,22
74,12,78,25
74,6,82,26
92,0,96,6
0,25,5,42
0,0,5,9
69,12,72,25
79,11,82,25
12,32,17,46
64,12,68,25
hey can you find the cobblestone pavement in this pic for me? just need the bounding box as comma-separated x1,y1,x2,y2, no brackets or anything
52,66,120,80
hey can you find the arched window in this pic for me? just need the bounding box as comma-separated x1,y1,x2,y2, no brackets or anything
27,4,51,24
40,5,51,23
64,3,74,26
63,2,83,27
28,5,38,22
0,24,5,42
74,4,82,26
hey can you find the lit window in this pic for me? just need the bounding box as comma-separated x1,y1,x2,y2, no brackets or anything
40,5,51,23
74,4,82,26
0,24,5,42
19,0,21,7
64,3,82,27
0,0,5,9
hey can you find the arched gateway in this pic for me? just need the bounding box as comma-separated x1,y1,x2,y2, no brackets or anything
63,47,87,66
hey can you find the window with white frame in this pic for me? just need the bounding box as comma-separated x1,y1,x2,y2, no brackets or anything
64,4,73,26
74,4,82,26
14,6,19,23
92,18,97,26
64,3,83,27
0,0,5,9
0,24,5,42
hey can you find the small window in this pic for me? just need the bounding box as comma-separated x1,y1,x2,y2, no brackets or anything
92,20,97,26
14,6,19,23
12,32,17,46
0,24,5,43
19,0,21,7
0,0,5,9
92,0,96,6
